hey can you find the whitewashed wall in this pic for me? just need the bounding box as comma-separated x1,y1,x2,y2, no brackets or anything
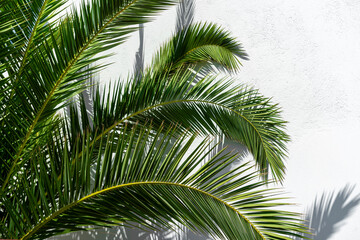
58,0,360,239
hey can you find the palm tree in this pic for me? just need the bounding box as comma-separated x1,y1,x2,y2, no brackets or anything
0,0,308,239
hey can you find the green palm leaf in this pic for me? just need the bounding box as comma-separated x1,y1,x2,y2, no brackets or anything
2,124,307,239
69,70,288,181
150,22,248,76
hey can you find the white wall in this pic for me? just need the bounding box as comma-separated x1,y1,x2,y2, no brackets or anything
59,1,360,239
207,2,360,239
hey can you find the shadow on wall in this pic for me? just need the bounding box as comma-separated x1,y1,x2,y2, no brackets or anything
133,23,144,77
63,224,212,240
295,185,360,240
121,225,212,240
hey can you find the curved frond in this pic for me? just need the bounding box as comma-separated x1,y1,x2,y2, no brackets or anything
150,22,248,76
72,70,288,181
2,124,307,239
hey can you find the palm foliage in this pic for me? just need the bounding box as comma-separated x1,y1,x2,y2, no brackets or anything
5,124,307,239
0,0,307,239
150,22,249,76
70,70,289,181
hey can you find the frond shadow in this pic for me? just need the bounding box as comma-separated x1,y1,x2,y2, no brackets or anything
175,0,195,32
295,184,360,240
103,222,213,240
134,23,145,77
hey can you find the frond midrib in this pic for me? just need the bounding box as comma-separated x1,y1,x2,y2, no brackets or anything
20,181,266,240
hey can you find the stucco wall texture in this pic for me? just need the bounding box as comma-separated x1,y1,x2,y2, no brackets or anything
60,0,360,239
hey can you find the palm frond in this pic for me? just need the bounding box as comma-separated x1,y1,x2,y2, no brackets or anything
2,124,307,239
0,0,179,195
150,22,248,76
69,70,288,181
